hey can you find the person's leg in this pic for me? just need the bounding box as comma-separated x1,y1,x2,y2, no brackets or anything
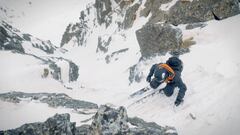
163,83,175,97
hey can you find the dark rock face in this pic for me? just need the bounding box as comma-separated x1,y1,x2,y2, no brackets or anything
141,0,240,25
136,23,182,57
49,62,62,81
167,0,240,25
123,3,140,29
95,0,112,28
0,91,98,110
96,36,112,53
0,114,76,135
68,61,79,82
211,0,240,20
60,22,88,47
0,21,25,53
90,105,129,135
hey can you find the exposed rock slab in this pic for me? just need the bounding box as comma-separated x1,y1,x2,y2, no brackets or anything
0,91,98,110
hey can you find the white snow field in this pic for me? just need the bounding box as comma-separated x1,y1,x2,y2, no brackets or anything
0,0,240,135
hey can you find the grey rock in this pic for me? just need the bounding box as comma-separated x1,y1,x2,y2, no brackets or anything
140,0,170,23
0,113,76,135
123,3,140,29
84,105,177,135
76,125,91,135
0,21,57,54
105,48,129,64
136,23,182,57
129,117,177,135
60,21,88,47
0,91,98,110
96,36,112,53
68,61,79,82
0,22,25,53
89,105,129,135
185,22,207,30
129,64,143,84
95,0,112,28
211,0,240,20
22,34,31,41
167,0,240,25
49,62,61,81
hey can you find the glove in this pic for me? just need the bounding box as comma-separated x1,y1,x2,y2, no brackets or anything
146,76,151,82
174,99,182,107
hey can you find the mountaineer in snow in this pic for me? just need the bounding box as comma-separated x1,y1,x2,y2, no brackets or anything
146,57,187,106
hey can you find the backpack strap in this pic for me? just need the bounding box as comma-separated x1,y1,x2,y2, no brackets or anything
158,64,175,83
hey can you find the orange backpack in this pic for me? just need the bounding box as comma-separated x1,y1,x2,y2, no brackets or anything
158,64,175,83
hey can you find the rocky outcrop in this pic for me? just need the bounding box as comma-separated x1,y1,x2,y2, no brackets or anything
0,21,25,53
89,105,129,134
60,22,88,47
96,36,112,53
95,0,112,28
123,3,140,29
105,48,129,64
80,105,177,135
0,91,98,110
0,113,76,135
167,0,240,25
128,117,177,135
129,63,143,83
140,0,240,25
0,105,177,135
0,21,58,54
136,23,182,57
68,61,79,82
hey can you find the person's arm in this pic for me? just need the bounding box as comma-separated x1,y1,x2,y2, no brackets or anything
175,76,187,106
146,64,157,82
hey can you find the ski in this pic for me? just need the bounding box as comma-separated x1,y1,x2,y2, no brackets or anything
129,86,151,98
128,88,163,108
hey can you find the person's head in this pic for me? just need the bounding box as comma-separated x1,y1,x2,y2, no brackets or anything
166,57,183,71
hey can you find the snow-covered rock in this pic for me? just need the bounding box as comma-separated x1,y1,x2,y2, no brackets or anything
0,91,98,110
136,23,183,57
0,113,76,135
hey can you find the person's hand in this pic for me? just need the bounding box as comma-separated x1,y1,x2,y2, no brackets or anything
174,99,182,106
146,76,151,82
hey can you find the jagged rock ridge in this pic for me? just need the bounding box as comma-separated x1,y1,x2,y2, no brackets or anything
0,105,177,135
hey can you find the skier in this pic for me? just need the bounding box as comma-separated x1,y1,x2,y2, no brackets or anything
146,57,187,106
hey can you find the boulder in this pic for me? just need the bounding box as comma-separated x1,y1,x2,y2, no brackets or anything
0,114,76,135
89,105,129,135
136,23,182,57
167,0,240,25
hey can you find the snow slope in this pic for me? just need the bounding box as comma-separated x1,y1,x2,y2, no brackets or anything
0,1,240,135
